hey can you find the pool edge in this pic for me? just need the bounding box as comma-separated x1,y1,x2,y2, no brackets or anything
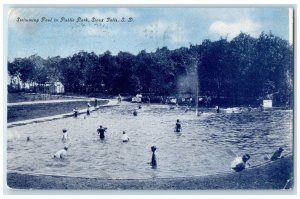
6,155,294,190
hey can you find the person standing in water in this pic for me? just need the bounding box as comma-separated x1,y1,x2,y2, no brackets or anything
150,146,157,168
97,125,108,140
122,131,129,142
248,105,252,112
87,102,91,116
175,119,182,132
62,129,69,142
133,109,138,116
117,94,122,103
216,106,220,113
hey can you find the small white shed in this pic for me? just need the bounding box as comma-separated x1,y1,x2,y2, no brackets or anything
263,100,272,108
49,81,65,94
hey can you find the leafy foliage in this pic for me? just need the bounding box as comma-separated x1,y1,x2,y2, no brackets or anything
8,32,293,106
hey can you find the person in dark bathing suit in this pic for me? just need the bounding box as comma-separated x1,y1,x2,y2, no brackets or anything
133,109,138,116
175,119,182,132
97,125,108,140
231,154,251,172
270,147,284,161
150,146,157,168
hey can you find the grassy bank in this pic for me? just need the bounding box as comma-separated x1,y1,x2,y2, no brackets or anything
7,100,108,123
7,92,85,103
6,155,293,190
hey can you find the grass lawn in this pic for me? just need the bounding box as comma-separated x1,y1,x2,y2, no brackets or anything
7,100,108,123
8,93,82,103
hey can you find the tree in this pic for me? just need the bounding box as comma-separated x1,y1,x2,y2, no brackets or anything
7,32,293,106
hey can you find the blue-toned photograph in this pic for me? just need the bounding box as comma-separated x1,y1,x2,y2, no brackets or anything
5,6,294,190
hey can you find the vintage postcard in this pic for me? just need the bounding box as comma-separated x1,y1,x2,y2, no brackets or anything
4,5,294,192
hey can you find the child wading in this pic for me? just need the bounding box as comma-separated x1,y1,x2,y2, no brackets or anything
133,109,138,116
62,129,69,142
122,131,129,142
53,146,68,159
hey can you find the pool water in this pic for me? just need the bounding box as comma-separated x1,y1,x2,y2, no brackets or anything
7,103,293,179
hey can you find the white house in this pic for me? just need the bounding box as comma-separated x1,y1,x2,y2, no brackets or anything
48,81,65,94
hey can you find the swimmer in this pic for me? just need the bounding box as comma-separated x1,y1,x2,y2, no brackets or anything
150,146,157,168
53,146,68,159
133,109,138,116
122,131,129,142
138,104,142,109
231,154,251,172
270,147,284,161
26,136,30,141
97,125,108,140
62,129,69,142
175,119,182,132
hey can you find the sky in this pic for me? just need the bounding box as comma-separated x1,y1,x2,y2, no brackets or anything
7,7,291,60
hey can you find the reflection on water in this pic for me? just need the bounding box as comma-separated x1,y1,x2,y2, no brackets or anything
7,103,293,179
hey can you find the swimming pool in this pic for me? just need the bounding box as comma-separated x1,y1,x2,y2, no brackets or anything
7,102,293,179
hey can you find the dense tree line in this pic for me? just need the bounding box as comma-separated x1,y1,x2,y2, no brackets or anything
8,32,293,106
